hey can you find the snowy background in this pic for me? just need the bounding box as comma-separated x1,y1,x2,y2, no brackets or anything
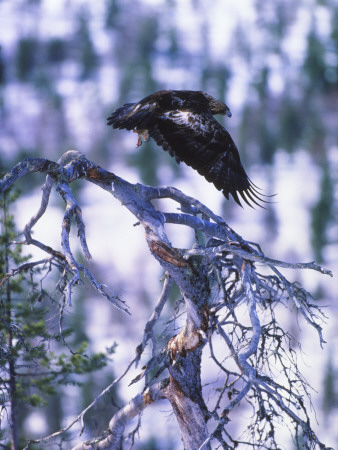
0,0,337,448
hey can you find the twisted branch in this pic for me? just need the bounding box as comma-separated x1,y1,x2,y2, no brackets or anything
1,153,332,450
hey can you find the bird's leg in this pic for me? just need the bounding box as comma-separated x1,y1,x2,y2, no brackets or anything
134,129,149,147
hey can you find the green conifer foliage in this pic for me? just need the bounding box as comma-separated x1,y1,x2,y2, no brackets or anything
0,191,114,447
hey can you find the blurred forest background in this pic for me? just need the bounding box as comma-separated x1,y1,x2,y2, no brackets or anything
0,0,337,448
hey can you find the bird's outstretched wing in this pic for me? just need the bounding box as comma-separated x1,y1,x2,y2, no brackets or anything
146,110,264,207
107,93,268,207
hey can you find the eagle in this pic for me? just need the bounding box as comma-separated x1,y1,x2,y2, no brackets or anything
107,89,267,207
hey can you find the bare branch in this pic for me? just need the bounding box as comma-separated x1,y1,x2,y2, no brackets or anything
135,272,173,365
1,154,332,450
184,240,332,277
71,381,167,450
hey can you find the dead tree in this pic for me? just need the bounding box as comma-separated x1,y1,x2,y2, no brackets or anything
0,151,333,449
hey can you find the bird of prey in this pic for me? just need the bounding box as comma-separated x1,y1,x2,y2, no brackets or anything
107,89,267,207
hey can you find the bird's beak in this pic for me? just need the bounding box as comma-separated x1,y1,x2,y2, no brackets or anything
226,108,232,118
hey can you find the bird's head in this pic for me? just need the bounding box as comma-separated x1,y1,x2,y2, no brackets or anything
203,93,232,117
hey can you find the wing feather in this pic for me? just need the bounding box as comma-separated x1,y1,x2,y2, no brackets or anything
146,111,265,207
107,92,269,207
107,101,157,130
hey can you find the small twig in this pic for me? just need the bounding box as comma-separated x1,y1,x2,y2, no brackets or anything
71,381,167,450
269,265,326,347
23,355,139,449
79,264,129,313
0,257,55,287
136,272,173,365
184,241,332,277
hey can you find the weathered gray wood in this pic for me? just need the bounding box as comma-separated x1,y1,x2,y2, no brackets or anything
1,153,332,450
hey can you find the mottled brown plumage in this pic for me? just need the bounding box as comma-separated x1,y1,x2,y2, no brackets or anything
107,90,267,207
